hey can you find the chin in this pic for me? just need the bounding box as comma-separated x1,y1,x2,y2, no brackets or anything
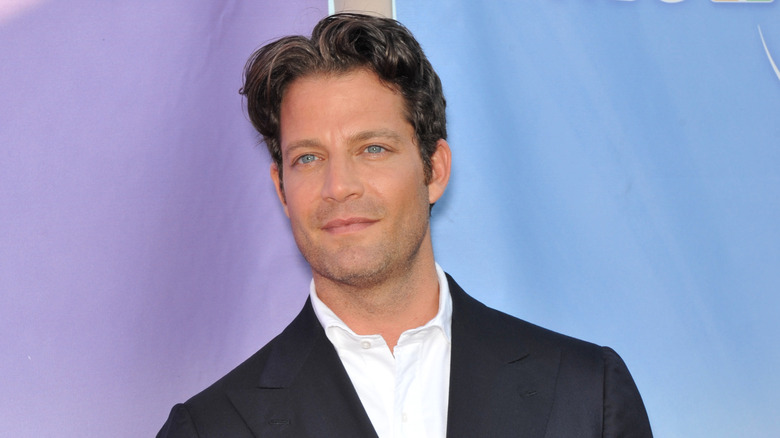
312,249,394,287
319,262,387,287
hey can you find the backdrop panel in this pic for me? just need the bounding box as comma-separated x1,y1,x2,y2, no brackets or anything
0,1,325,436
397,1,779,437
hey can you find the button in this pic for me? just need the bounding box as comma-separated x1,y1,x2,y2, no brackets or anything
402,413,408,422
361,341,371,349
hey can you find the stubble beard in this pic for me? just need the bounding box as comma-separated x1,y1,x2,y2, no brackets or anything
294,197,431,292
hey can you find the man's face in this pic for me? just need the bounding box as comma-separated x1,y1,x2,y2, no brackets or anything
272,69,448,288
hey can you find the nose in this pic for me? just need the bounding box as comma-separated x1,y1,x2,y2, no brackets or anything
321,156,363,202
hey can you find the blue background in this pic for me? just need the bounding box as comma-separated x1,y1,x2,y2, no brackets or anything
398,1,780,437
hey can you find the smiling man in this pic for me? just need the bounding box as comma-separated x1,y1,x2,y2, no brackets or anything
273,69,448,352
157,13,652,438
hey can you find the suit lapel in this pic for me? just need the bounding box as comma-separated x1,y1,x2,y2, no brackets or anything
222,277,560,437
227,299,378,437
446,276,559,438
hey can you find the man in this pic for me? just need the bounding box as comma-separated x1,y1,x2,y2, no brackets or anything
158,13,652,438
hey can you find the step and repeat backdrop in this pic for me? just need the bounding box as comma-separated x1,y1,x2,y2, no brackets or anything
1,0,777,436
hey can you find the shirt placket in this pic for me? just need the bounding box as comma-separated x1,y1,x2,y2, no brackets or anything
393,332,424,437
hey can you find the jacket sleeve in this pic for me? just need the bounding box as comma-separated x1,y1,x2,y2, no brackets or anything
601,347,653,438
157,403,200,438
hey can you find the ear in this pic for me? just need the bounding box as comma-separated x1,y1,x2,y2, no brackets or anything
427,139,451,205
270,163,289,217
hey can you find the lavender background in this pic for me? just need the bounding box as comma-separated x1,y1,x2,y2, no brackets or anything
1,1,321,436
1,1,779,437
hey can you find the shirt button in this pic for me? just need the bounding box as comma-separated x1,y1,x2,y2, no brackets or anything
402,413,408,422
361,341,371,349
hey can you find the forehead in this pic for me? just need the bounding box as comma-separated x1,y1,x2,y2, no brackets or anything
279,69,413,146
282,69,402,111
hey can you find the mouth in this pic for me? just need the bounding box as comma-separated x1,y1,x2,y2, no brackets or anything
321,217,378,235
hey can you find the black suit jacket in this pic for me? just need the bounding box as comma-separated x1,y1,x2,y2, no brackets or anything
158,275,652,437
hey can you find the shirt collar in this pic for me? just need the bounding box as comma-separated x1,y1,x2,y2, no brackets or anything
310,263,452,342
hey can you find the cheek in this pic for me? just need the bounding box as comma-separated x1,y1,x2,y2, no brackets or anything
286,198,311,221
388,176,429,215
281,176,314,205
281,189,315,228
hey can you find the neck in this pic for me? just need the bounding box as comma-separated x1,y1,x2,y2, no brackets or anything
313,246,440,350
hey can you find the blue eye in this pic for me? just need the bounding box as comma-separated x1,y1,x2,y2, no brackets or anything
365,145,385,154
297,154,317,164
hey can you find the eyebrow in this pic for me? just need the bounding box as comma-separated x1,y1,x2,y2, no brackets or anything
350,129,405,144
284,129,406,156
284,139,321,156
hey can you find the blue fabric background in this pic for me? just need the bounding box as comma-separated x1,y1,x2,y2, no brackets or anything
397,1,779,437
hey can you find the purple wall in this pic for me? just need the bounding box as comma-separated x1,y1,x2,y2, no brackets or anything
0,1,324,435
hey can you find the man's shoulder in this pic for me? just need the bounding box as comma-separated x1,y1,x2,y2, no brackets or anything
446,274,652,436
158,299,373,437
185,298,320,407
156,335,281,437
447,273,605,363
181,329,279,410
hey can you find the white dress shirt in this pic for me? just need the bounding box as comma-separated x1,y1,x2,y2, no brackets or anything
310,263,452,438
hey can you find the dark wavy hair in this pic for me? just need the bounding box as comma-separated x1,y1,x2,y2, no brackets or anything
240,13,447,183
